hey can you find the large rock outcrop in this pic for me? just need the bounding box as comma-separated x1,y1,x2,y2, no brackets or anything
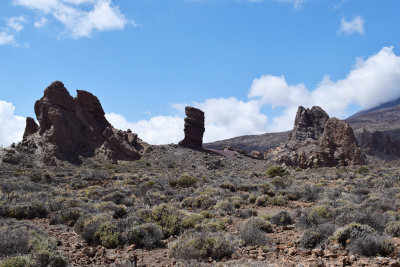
179,106,205,149
265,106,366,168
21,81,146,164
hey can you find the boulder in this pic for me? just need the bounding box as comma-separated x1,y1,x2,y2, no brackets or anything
265,106,366,168
179,106,205,149
22,81,146,164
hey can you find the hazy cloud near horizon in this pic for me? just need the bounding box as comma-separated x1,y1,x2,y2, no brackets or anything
1,46,400,147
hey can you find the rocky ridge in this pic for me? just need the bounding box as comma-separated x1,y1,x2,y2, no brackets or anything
20,81,147,165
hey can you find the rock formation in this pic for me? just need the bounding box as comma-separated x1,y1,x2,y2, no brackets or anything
21,81,146,164
357,129,400,158
23,117,39,140
265,106,366,168
179,106,205,149
288,106,329,142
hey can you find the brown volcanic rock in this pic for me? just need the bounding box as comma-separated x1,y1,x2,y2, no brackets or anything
317,118,365,167
358,129,400,158
23,117,39,140
288,106,329,143
23,81,146,164
179,106,205,149
266,106,366,168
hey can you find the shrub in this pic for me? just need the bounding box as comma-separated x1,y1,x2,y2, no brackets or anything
59,208,84,225
214,200,234,213
270,176,293,189
219,182,236,192
255,195,269,207
300,230,321,249
6,202,48,219
239,218,272,246
127,223,163,248
101,191,127,205
270,211,293,226
385,221,400,237
347,234,394,257
170,230,237,260
248,194,257,204
0,227,31,257
238,209,257,219
332,223,375,246
0,256,27,267
75,214,111,245
169,173,197,188
193,195,217,209
266,165,289,177
94,222,121,248
137,204,184,237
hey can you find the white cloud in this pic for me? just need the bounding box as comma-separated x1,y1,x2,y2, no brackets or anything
106,46,400,144
7,16,27,32
34,17,48,28
13,0,132,38
0,32,16,45
107,97,268,145
249,46,400,131
339,16,365,35
0,101,25,147
106,113,184,145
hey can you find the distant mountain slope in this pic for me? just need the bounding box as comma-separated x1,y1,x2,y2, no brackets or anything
345,99,400,142
203,131,289,154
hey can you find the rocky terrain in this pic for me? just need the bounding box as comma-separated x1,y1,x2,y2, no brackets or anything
206,98,400,162
2,82,400,267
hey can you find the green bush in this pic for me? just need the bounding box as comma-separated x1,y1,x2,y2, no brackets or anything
169,173,197,188
94,222,121,249
0,227,31,257
385,221,400,237
137,204,184,237
170,230,237,260
127,223,163,248
300,230,321,249
266,165,289,177
0,256,27,267
270,211,293,226
332,223,375,246
75,214,112,246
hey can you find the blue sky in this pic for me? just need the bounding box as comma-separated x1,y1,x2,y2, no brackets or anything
1,0,400,146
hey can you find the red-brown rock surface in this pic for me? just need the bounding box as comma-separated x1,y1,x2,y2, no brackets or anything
22,81,146,164
179,106,205,149
23,117,39,140
265,106,366,168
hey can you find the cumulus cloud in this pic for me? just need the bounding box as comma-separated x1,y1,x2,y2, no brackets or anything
249,46,400,131
107,97,268,145
34,17,48,28
107,46,400,144
0,32,16,45
13,0,132,38
106,113,184,145
0,101,26,147
7,16,27,32
339,16,365,35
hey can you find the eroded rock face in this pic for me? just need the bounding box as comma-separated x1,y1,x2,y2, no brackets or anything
265,106,366,168
23,117,39,140
358,129,400,157
22,81,146,164
288,106,329,143
179,106,205,149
